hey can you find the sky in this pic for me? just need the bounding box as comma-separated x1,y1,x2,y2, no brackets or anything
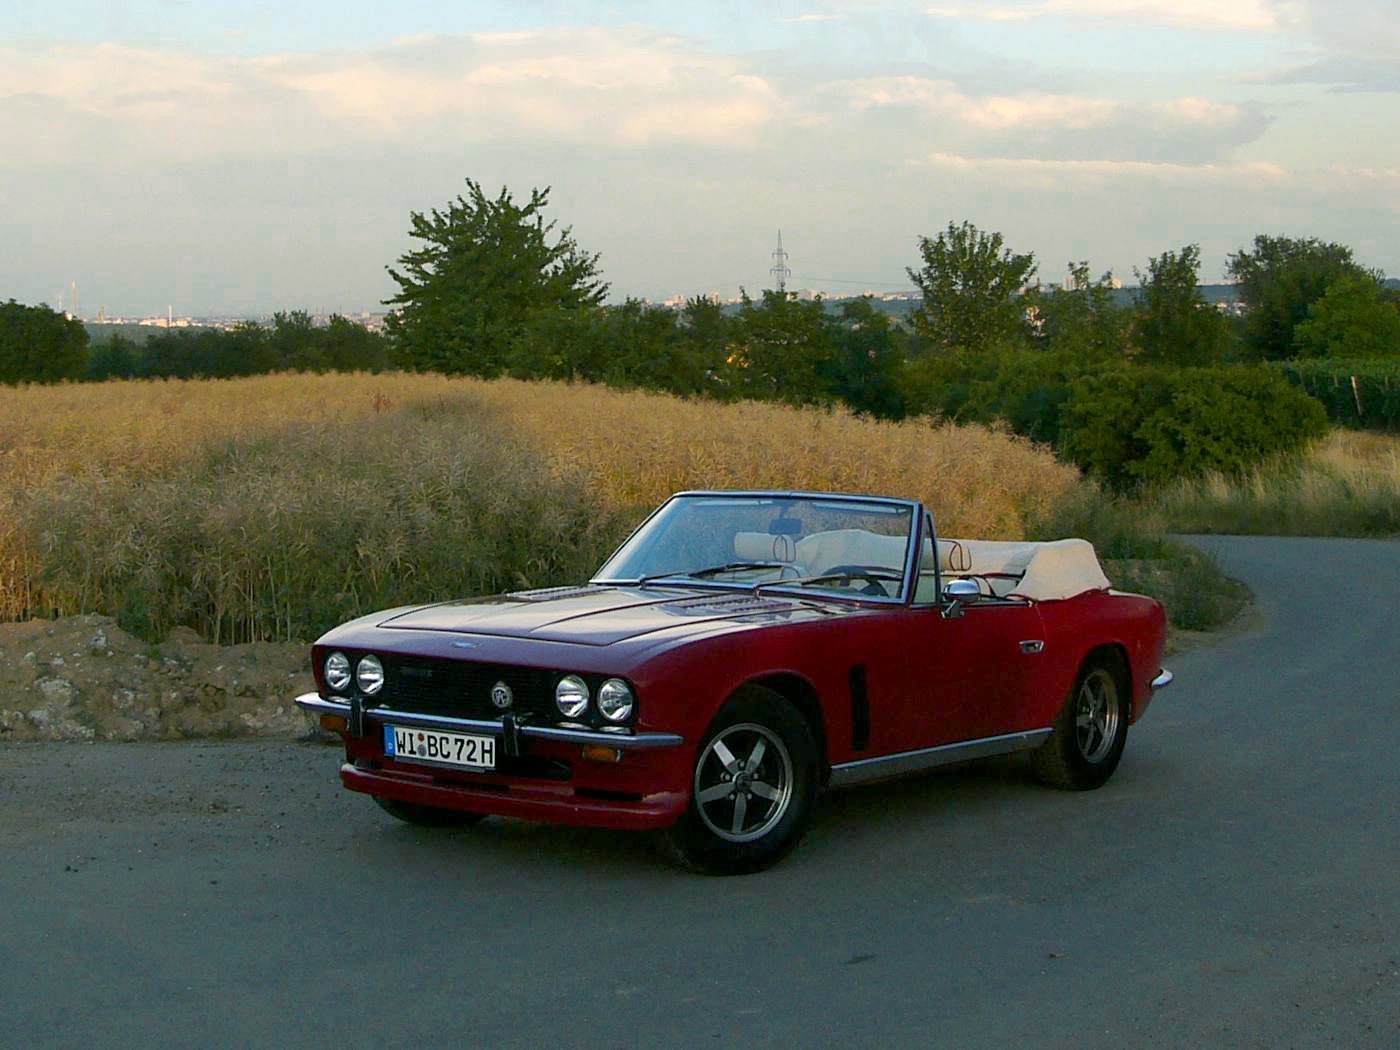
1,0,1397,316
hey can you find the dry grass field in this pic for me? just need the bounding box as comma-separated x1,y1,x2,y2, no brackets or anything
1,374,1082,643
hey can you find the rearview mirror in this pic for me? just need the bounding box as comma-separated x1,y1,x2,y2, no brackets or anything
942,578,981,619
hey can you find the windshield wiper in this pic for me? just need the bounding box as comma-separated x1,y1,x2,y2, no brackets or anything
637,561,790,586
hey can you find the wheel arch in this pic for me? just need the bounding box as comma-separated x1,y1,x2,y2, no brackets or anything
1081,642,1133,716
741,672,829,781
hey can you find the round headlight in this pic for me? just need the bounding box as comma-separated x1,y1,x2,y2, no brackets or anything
597,679,634,722
356,654,384,695
555,674,589,719
324,651,352,692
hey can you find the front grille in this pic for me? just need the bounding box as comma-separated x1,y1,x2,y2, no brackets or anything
374,655,557,721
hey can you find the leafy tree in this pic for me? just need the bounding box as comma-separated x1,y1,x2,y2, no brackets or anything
818,298,907,419
907,222,1036,354
1226,235,1369,360
0,300,89,383
1026,262,1131,361
1134,245,1232,366
1292,273,1400,358
86,333,140,380
386,181,607,375
726,291,835,405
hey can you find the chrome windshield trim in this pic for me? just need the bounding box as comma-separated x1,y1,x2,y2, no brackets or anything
1151,669,1174,691
292,694,683,750
828,728,1053,788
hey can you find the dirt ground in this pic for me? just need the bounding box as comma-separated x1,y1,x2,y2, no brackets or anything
0,614,316,742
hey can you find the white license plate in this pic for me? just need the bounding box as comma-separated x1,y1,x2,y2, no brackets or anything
384,724,496,770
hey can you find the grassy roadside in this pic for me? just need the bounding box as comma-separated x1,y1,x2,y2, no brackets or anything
1030,488,1252,639
1143,430,1400,538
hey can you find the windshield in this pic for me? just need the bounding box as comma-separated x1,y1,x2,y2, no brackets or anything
593,494,916,601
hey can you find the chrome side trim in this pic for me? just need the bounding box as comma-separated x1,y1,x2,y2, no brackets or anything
1151,669,1174,691
293,693,684,750
827,728,1053,788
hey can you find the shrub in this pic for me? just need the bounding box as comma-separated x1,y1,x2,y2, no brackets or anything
1276,357,1400,431
1060,365,1328,490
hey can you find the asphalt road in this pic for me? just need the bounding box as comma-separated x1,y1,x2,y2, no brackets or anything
2,536,1397,1049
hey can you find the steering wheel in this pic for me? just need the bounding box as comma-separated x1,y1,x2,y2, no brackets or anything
819,564,903,597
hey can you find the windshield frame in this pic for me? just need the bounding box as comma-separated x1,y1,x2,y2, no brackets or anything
590,490,926,607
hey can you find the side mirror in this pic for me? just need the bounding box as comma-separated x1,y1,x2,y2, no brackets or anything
942,578,981,619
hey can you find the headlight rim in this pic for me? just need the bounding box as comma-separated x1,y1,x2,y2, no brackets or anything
596,678,635,723
324,651,352,692
356,653,385,696
555,673,590,719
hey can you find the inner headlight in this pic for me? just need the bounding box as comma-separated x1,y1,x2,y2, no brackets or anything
555,674,589,719
597,679,634,722
356,654,384,695
324,651,351,692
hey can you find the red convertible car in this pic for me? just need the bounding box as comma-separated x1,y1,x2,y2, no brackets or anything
297,491,1171,874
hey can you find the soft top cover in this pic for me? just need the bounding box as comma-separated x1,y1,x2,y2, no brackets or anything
950,538,1111,602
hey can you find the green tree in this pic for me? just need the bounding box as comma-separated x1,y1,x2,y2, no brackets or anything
907,222,1036,354
1293,273,1400,358
386,180,607,375
86,333,140,380
0,300,89,383
1134,245,1232,366
1226,235,1369,360
818,297,907,418
726,290,835,405
1026,262,1131,361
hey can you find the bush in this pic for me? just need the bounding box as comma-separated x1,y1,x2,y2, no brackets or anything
1276,358,1400,431
1060,365,1328,490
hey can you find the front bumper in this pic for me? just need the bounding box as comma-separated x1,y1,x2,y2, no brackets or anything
295,692,689,831
1151,669,1174,691
294,692,684,751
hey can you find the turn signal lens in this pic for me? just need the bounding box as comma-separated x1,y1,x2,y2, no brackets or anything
555,674,589,718
581,743,623,763
319,714,348,733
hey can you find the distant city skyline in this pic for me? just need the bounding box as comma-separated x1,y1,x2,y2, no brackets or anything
3,1,1397,316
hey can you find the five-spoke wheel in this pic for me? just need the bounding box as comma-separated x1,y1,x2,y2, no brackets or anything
662,686,817,875
1031,653,1129,790
694,723,794,843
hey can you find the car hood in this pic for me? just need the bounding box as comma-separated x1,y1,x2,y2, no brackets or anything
374,585,847,647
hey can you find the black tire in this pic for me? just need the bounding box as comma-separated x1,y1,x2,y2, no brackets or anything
1030,654,1130,791
660,685,819,876
373,796,488,827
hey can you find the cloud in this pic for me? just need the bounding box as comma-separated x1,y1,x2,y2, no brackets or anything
827,76,1268,162
927,1,1294,32
0,30,784,168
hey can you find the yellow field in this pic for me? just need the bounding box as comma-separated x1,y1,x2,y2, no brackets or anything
1,374,1082,639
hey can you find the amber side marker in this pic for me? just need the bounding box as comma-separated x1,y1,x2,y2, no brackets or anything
319,714,348,733
581,743,623,764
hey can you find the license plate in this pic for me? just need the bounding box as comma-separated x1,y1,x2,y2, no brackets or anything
384,724,496,770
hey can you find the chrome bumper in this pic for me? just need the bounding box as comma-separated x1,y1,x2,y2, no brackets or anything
1151,669,1174,691
294,692,684,751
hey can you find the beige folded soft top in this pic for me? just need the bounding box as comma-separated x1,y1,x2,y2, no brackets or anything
944,538,1111,602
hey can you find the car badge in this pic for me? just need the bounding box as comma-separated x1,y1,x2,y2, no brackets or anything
451,641,478,650
490,681,513,709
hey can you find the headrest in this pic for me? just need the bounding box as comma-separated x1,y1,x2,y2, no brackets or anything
734,531,797,562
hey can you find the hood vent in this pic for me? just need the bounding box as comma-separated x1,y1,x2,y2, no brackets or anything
508,586,601,602
664,595,795,616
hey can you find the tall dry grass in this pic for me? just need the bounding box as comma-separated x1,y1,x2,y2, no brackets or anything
2,374,1081,642
1148,430,1400,537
